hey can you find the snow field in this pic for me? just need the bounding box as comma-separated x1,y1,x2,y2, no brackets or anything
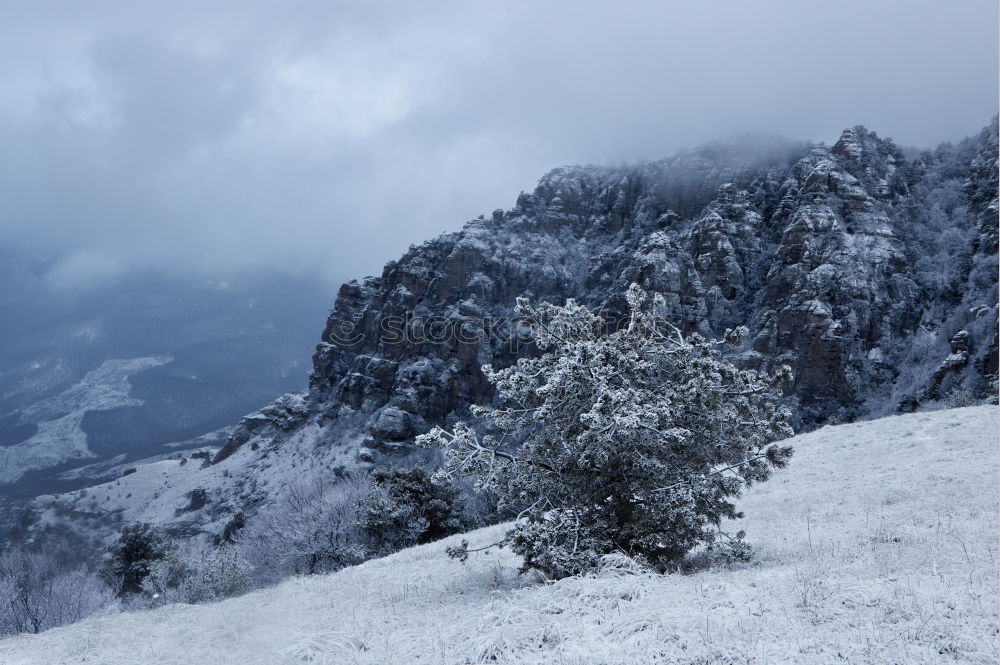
1,405,996,664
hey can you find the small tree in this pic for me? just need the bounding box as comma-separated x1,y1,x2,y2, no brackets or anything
359,466,472,554
420,285,793,577
101,522,170,598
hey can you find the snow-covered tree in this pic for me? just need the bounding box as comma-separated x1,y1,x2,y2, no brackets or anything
143,545,253,605
359,466,473,555
100,522,171,598
420,284,794,577
180,546,253,604
0,548,110,635
235,471,369,581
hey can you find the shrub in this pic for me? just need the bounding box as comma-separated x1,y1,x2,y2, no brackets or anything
143,545,252,605
100,522,170,598
359,466,472,554
234,471,369,581
0,548,110,635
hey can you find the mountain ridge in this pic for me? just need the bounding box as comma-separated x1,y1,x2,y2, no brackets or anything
20,120,999,544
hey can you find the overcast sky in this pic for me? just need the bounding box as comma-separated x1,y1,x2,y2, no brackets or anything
1,0,996,290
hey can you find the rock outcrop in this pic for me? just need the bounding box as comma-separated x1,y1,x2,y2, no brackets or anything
301,123,995,446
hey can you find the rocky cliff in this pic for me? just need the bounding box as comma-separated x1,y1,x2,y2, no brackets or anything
306,122,997,445
26,121,999,542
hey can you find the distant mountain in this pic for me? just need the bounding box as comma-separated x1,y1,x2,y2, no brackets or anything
0,262,331,497
18,120,999,545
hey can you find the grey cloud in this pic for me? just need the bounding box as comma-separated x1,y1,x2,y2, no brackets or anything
0,0,996,289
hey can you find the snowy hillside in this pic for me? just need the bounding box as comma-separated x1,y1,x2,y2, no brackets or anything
2,405,996,664
27,408,360,542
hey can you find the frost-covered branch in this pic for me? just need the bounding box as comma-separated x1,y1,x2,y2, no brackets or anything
425,284,794,578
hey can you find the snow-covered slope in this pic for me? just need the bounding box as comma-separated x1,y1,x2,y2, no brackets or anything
27,407,359,543
3,406,996,664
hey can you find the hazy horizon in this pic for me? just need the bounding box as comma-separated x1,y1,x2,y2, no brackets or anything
1,0,996,290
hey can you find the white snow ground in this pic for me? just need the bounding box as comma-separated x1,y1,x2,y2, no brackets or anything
2,405,997,664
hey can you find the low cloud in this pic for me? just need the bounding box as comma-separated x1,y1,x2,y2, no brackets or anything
42,250,125,293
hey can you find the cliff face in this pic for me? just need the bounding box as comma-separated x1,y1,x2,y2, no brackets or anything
306,123,996,456
29,122,998,542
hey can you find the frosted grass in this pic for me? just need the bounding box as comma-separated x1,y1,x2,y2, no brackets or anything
2,405,995,664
